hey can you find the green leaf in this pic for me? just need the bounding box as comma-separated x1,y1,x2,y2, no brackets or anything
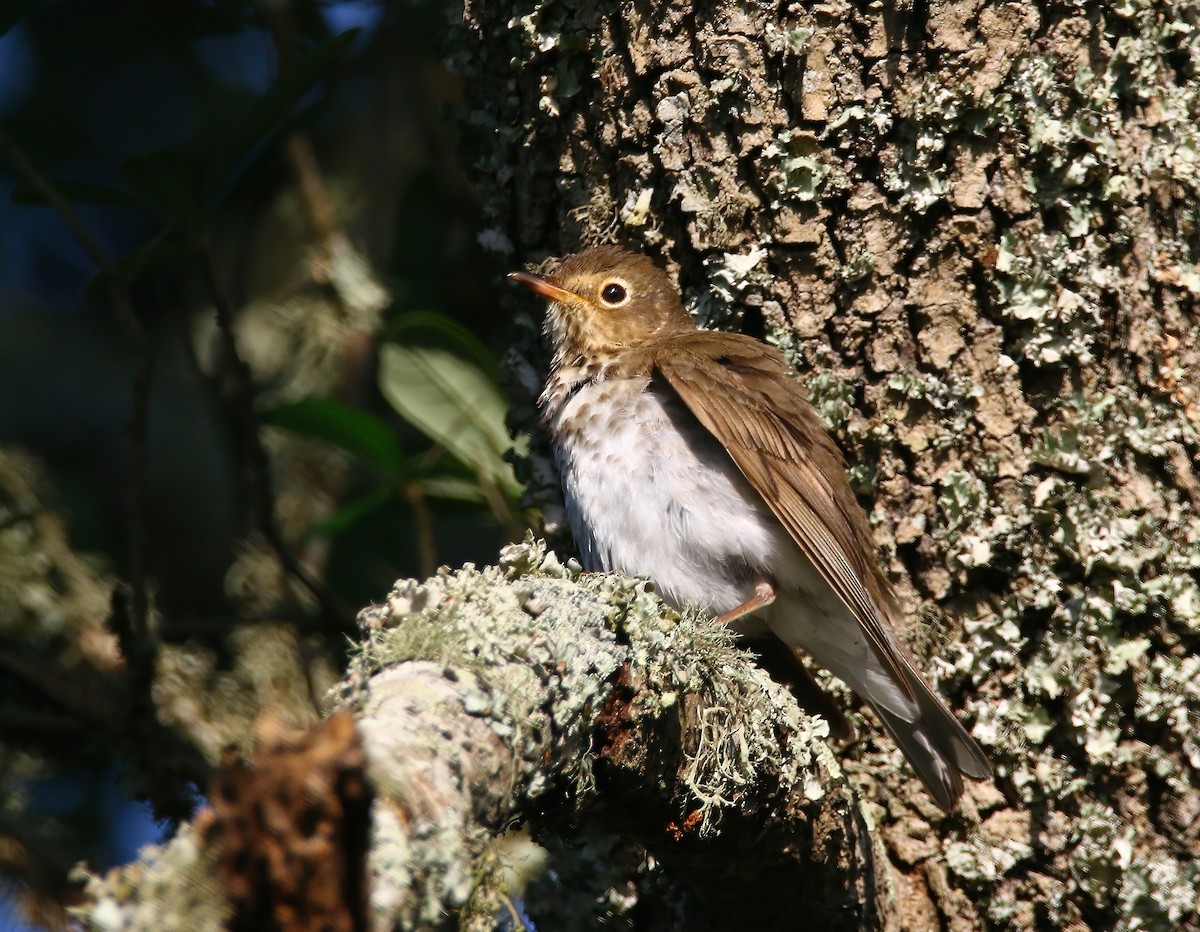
385,311,503,383
379,314,519,496
304,485,393,539
262,398,404,477
11,179,144,210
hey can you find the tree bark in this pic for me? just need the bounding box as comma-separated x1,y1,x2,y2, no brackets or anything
457,0,1200,928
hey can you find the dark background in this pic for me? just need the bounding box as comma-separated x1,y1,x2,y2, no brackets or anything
0,2,520,924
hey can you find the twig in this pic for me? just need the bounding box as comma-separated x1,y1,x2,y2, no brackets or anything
498,893,528,932
197,245,352,632
284,133,342,250
259,6,389,318
126,213,182,282
403,480,437,579
260,5,341,255
0,131,115,279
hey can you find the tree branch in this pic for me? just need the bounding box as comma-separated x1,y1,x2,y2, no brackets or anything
72,539,885,930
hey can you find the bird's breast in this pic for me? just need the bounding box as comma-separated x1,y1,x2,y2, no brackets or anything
543,371,792,617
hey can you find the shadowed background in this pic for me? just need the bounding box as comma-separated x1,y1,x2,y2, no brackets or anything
0,2,523,924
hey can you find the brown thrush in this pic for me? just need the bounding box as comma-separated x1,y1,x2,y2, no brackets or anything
510,245,991,810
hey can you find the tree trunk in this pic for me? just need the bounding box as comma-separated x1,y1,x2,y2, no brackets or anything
458,0,1200,928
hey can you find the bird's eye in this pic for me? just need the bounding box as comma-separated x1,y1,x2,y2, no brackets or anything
599,280,630,307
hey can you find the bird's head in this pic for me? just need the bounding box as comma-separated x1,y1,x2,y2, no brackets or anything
510,245,693,362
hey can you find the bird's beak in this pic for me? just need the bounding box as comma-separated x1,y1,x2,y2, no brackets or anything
508,270,578,303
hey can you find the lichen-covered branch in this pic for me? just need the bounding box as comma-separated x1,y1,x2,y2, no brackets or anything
75,539,895,930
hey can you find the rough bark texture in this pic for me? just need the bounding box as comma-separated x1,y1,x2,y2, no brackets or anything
456,0,1200,929
75,540,887,930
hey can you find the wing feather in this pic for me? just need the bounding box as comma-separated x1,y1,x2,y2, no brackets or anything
654,332,916,699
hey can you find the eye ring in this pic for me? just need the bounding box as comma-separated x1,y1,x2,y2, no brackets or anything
598,278,631,308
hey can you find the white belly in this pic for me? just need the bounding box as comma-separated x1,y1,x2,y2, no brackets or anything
547,372,913,717
549,375,792,615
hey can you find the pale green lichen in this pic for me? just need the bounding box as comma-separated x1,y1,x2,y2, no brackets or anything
804,368,861,432
689,246,770,327
984,13,1200,367
866,0,1200,376
836,251,876,283
945,830,1034,885
761,131,835,206
347,535,832,833
884,371,984,453
342,536,837,926
880,77,964,213
765,23,814,56
72,825,228,931
634,602,836,825
941,378,1200,923
992,229,1110,366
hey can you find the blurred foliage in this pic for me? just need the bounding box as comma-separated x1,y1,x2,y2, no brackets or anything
379,313,525,501
0,0,525,923
264,312,525,546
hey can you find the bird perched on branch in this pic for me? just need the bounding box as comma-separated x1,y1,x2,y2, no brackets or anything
510,245,990,810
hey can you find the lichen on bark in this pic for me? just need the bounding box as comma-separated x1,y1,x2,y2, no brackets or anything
454,0,1200,927
341,537,870,930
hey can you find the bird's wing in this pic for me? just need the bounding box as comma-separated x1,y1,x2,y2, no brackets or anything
653,331,916,700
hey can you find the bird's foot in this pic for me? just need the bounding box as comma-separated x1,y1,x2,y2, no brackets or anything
715,580,777,624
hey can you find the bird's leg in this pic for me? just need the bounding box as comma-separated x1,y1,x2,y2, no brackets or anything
715,580,777,624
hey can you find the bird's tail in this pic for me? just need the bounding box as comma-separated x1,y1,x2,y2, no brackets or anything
768,602,990,810
866,665,991,811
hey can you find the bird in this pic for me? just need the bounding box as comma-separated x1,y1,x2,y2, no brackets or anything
509,245,991,810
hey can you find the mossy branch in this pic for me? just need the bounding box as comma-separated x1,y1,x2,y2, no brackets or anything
73,538,885,930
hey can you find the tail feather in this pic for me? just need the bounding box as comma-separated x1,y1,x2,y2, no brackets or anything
766,603,990,810
870,671,991,810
